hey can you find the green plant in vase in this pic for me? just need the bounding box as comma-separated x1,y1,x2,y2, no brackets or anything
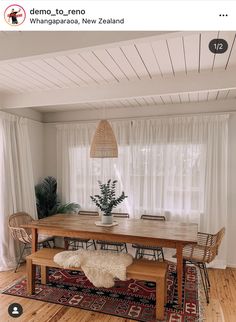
90,179,127,224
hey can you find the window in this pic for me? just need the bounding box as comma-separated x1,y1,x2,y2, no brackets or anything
69,141,205,218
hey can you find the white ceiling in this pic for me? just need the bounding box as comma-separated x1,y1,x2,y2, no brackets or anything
0,31,236,116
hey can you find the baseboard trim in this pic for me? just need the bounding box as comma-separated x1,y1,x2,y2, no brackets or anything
226,263,236,268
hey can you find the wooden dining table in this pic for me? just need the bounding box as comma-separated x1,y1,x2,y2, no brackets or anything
24,213,198,306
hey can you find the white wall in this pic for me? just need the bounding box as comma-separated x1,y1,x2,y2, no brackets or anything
42,109,236,267
2,108,43,122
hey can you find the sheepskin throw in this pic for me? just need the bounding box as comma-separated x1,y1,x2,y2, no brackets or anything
54,249,133,288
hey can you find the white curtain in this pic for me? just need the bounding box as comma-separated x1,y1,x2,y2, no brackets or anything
0,112,37,271
57,121,132,214
57,114,228,267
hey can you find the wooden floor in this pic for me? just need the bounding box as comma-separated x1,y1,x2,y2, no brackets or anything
0,265,235,322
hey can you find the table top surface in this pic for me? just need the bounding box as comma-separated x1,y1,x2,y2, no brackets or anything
24,214,198,244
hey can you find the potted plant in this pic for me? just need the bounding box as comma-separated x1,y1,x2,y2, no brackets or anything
35,176,80,219
90,179,127,224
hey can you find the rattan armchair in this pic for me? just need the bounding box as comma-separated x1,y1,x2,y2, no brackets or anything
96,213,130,253
178,227,225,303
64,210,99,250
132,215,166,261
8,212,54,272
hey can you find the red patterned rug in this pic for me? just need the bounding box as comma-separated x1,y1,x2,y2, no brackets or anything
3,263,199,321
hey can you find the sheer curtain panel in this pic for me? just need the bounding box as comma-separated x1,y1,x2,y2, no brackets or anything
57,121,132,213
0,112,36,271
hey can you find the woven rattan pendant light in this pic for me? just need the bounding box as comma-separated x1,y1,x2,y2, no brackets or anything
90,120,118,158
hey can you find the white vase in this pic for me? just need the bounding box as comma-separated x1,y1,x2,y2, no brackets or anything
101,214,113,225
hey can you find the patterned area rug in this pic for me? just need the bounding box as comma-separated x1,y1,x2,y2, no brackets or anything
3,263,199,321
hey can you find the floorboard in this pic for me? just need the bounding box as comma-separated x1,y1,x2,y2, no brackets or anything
0,264,235,321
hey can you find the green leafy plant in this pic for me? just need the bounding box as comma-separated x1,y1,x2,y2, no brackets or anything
35,176,80,219
90,179,127,216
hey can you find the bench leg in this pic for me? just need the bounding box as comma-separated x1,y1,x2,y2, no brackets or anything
41,266,49,284
156,277,165,320
26,258,36,295
164,272,168,304
64,239,69,250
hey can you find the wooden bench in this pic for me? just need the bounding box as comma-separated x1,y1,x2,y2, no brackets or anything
26,248,168,320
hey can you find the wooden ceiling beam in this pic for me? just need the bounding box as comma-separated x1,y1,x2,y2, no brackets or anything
2,68,236,109
43,98,236,123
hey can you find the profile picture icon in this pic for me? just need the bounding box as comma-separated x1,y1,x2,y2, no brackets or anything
8,303,23,318
4,4,26,26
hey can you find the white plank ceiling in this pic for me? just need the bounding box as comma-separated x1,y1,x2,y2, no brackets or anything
0,31,236,112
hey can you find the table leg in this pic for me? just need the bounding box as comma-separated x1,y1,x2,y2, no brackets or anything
31,228,38,253
176,244,183,306
156,276,165,320
27,258,36,295
41,266,49,284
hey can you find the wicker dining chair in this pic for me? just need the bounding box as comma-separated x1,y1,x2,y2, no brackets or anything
8,212,55,272
132,215,166,261
174,227,225,303
96,213,130,253
64,210,99,250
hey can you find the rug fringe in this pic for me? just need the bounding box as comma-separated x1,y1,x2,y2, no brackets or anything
197,268,207,321
0,276,26,293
